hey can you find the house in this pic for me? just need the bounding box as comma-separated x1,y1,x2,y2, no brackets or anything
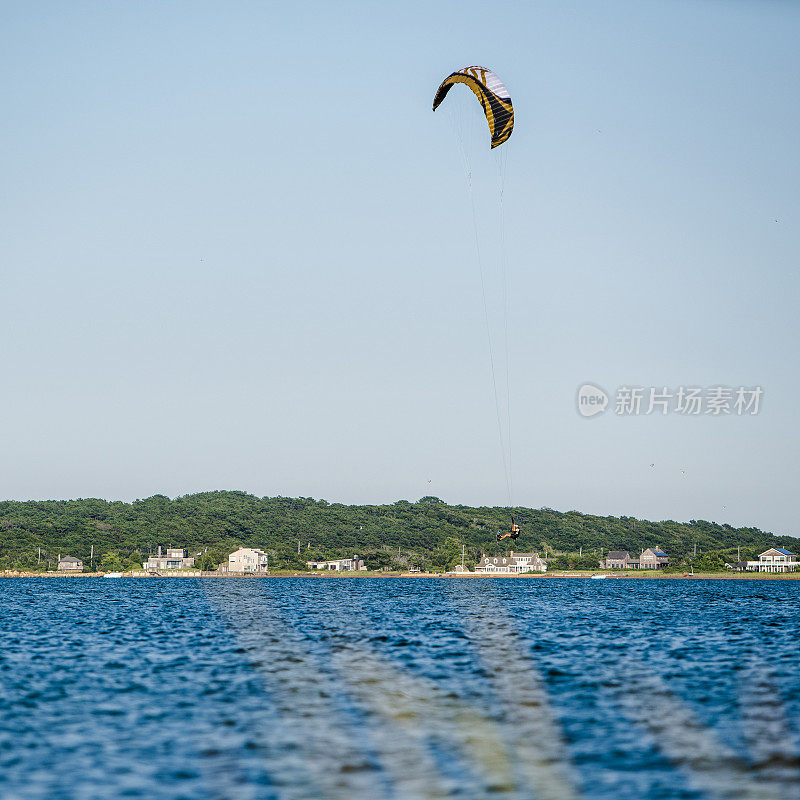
475,551,547,574
638,547,669,569
601,547,669,569
143,547,196,571
57,555,83,571
744,548,797,573
509,551,548,572
226,548,269,573
602,550,632,569
306,556,366,571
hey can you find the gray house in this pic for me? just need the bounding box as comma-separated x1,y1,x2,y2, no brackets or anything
57,555,83,571
601,548,669,569
143,547,196,571
639,548,669,569
602,551,631,569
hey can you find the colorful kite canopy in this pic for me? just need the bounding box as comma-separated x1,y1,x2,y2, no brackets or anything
432,66,514,149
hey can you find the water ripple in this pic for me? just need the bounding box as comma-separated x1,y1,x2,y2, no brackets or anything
0,577,798,799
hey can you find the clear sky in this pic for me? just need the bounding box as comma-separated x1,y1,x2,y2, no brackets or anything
2,1,798,537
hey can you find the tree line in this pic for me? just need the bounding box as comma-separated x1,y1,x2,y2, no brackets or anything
0,491,796,572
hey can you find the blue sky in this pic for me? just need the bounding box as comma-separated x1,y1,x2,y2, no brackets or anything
2,1,799,537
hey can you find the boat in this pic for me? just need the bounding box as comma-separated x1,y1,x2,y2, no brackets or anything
590,574,608,580
102,572,123,578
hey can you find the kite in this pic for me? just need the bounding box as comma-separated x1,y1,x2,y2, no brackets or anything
433,66,514,149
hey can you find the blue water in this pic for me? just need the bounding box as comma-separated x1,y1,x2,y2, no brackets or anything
1,578,798,800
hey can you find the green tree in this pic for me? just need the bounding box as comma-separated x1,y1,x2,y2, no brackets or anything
98,550,125,571
362,550,393,570
195,550,225,571
690,551,729,572
0,491,795,572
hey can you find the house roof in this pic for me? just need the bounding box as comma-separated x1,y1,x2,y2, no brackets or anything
651,550,668,557
59,555,81,563
759,548,796,557
606,551,630,560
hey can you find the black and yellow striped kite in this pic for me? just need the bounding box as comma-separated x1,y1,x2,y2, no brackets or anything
433,66,514,149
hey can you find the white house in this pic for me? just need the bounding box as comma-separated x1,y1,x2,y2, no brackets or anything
226,548,269,573
475,551,547,574
745,548,797,573
143,547,196,571
306,556,366,571
57,555,83,571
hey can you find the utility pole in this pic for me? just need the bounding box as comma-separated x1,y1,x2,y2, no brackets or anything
693,542,697,557
91,544,94,571
37,547,41,565
579,546,582,557
298,538,301,556
461,544,466,571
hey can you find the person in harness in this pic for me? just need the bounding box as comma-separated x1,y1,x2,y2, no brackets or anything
496,521,520,542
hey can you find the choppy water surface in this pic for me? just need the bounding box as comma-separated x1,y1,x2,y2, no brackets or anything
1,578,799,800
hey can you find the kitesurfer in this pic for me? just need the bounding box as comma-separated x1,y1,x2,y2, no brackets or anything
496,522,520,542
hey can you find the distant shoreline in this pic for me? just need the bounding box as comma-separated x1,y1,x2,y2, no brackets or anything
2,571,799,580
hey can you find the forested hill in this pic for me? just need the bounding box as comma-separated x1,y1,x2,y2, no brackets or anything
1,491,796,572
